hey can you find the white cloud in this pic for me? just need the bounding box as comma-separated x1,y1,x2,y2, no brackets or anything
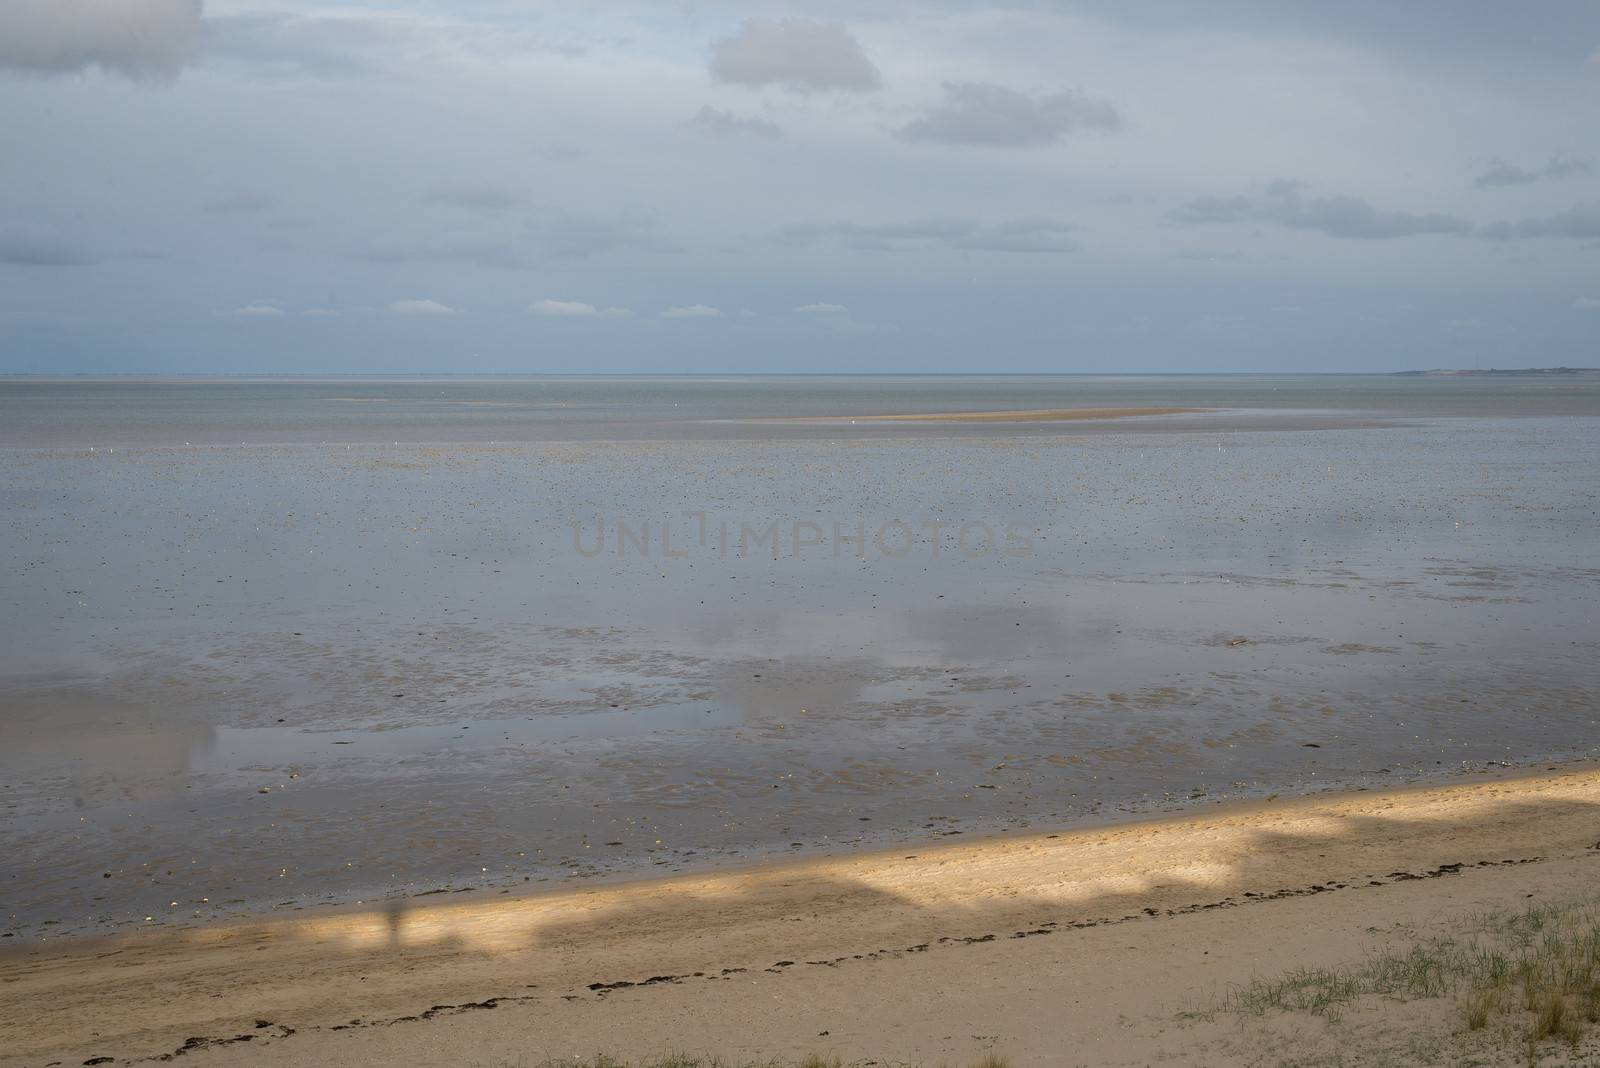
661,304,723,319
794,302,847,314
710,18,881,92
389,298,455,316
530,299,598,317
0,0,203,80
229,304,284,318
528,300,634,318
303,308,340,318
1574,297,1600,310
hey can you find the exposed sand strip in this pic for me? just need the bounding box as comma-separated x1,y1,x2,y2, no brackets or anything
4,765,1600,1067
771,406,1210,423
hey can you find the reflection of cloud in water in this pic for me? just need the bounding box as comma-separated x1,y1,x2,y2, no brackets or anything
902,604,1068,661
713,657,879,724
681,599,1069,668
0,686,217,805
685,601,1069,724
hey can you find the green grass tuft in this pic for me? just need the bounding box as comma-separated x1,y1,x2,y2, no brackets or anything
1213,894,1600,1054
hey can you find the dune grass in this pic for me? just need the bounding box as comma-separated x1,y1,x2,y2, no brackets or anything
1211,894,1600,1057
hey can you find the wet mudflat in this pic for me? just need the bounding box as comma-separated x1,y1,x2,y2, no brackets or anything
1,380,1597,939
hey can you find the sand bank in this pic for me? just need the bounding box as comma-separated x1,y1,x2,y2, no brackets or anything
4,765,1600,1067
776,406,1210,423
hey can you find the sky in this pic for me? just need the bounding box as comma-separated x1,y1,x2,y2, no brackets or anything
1,0,1598,374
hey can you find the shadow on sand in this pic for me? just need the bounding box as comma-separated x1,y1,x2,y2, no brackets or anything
3,770,1599,1065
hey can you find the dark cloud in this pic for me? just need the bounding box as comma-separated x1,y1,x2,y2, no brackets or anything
779,216,1077,253
0,230,97,267
1474,156,1594,188
897,82,1120,147
1481,203,1600,240
684,106,782,139
0,0,202,80
1171,180,1472,239
710,18,881,92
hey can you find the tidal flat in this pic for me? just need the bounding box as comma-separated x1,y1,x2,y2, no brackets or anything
1,377,1597,939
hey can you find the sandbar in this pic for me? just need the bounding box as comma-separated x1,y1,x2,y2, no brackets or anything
775,406,1210,423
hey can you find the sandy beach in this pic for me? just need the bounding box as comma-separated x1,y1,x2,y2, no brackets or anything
5,763,1599,1067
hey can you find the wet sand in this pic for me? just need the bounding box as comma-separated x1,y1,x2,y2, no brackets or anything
4,764,1599,1067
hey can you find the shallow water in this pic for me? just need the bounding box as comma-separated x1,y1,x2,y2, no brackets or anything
1,377,1597,938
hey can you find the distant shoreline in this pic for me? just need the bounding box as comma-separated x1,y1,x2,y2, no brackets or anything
2,370,1594,381
1393,366,1600,376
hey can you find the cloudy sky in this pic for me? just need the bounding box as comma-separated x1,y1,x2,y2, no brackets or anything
2,0,1598,373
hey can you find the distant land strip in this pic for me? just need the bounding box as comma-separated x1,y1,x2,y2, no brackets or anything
1393,366,1600,376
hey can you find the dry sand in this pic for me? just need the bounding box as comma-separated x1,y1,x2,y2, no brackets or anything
5,765,1600,1067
